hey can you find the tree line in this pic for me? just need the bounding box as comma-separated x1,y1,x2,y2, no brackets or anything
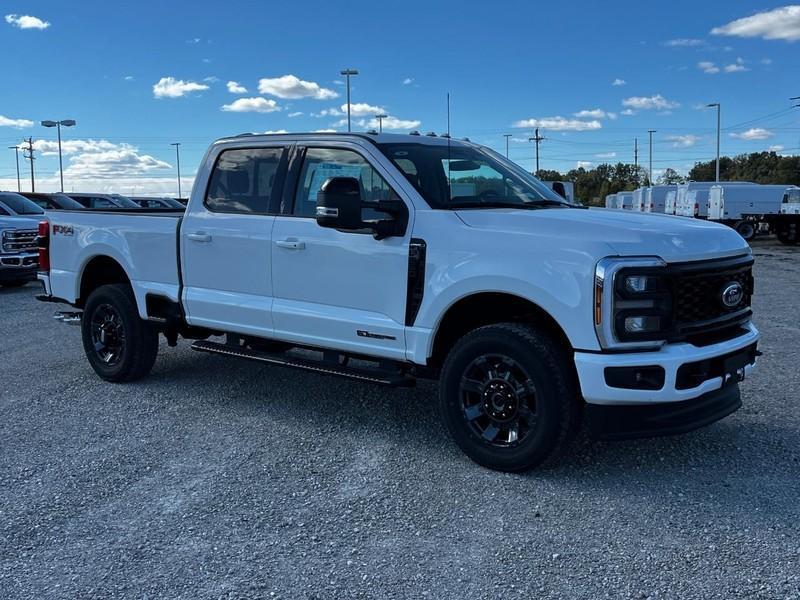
537,151,800,206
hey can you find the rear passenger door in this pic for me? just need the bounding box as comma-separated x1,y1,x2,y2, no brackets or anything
181,144,289,337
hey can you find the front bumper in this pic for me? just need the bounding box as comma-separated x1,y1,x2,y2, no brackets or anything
575,322,759,405
587,383,741,440
0,252,38,283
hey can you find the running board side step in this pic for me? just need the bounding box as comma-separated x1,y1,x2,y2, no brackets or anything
190,340,415,387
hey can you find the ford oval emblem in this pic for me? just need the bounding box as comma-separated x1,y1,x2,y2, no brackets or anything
721,282,744,308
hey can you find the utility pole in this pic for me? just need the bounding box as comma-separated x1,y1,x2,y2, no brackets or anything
23,137,35,192
7,146,21,192
339,68,359,132
375,113,387,133
706,103,721,182
529,128,545,175
503,134,512,158
171,142,182,198
634,137,639,185
647,130,657,186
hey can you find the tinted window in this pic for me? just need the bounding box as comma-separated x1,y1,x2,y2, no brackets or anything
292,147,398,218
91,197,117,209
0,193,45,215
0,205,8,216
206,147,284,214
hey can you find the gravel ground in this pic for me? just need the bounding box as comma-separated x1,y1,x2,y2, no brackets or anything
1,238,799,599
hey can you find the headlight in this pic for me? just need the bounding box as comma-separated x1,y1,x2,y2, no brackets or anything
594,257,671,350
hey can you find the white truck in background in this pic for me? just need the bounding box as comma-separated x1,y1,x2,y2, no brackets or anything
665,189,678,215
773,186,800,245
676,182,754,219
35,132,760,472
644,185,676,214
604,193,616,209
616,191,634,210
708,184,800,241
632,187,647,212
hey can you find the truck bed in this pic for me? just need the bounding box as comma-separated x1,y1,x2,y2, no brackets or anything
45,209,183,319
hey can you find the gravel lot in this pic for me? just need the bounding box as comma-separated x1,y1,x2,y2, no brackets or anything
1,238,799,599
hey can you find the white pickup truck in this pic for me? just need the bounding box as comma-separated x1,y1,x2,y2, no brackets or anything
35,132,760,471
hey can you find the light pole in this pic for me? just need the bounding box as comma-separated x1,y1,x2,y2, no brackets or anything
7,146,20,192
375,113,387,133
503,134,512,158
706,103,721,182
648,129,657,185
41,119,76,192
339,68,359,132
171,143,182,198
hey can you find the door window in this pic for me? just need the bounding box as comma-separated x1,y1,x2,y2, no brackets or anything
292,147,398,218
206,147,284,214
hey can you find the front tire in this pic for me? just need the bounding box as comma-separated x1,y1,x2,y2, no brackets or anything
81,284,159,382
439,323,580,472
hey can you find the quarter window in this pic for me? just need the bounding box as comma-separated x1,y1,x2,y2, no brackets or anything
292,147,399,218
206,147,284,214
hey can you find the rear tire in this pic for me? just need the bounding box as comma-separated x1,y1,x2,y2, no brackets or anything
734,220,755,241
81,284,159,382
439,323,580,472
776,224,798,245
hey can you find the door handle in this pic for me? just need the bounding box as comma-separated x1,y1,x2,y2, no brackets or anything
187,232,212,243
276,239,306,250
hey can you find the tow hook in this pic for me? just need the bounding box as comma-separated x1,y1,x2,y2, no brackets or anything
53,311,82,325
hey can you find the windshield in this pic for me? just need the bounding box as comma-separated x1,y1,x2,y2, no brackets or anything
0,193,45,215
378,142,567,209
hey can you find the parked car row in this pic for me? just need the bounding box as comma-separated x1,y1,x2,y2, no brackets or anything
0,190,185,287
604,182,800,244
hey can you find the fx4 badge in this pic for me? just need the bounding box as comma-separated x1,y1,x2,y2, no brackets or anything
52,224,74,236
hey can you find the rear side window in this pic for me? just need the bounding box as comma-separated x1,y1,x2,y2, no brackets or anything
206,147,285,214
91,197,116,209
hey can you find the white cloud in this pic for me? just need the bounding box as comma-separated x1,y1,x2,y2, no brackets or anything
264,130,289,134
258,75,338,100
221,97,280,113
124,75,134,81
666,134,701,147
576,161,593,169
62,144,172,179
5,14,50,29
664,38,705,46
357,116,421,130
32,139,121,155
314,129,338,133
612,78,626,86
698,61,721,74
730,128,774,140
0,175,193,196
402,77,414,85
203,76,219,83
621,109,636,116
153,77,209,98
768,144,785,152
186,38,201,44
711,6,800,42
723,57,749,72
288,111,303,118
342,102,386,117
513,116,602,131
226,80,247,94
0,115,34,128
622,94,680,110
312,107,343,117
595,152,617,158
761,58,773,65
573,108,616,119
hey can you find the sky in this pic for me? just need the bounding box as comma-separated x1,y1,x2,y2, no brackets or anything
1,1,799,195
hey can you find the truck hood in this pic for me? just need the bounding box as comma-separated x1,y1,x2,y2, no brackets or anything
0,216,41,230
455,207,750,263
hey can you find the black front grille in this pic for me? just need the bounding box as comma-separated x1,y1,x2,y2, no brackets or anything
669,255,754,342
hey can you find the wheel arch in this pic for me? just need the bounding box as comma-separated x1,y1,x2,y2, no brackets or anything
77,254,131,307
427,291,574,370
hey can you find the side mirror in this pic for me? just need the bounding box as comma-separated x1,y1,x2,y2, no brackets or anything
316,177,365,231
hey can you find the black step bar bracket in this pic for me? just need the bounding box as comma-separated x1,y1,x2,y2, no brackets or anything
191,340,415,387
